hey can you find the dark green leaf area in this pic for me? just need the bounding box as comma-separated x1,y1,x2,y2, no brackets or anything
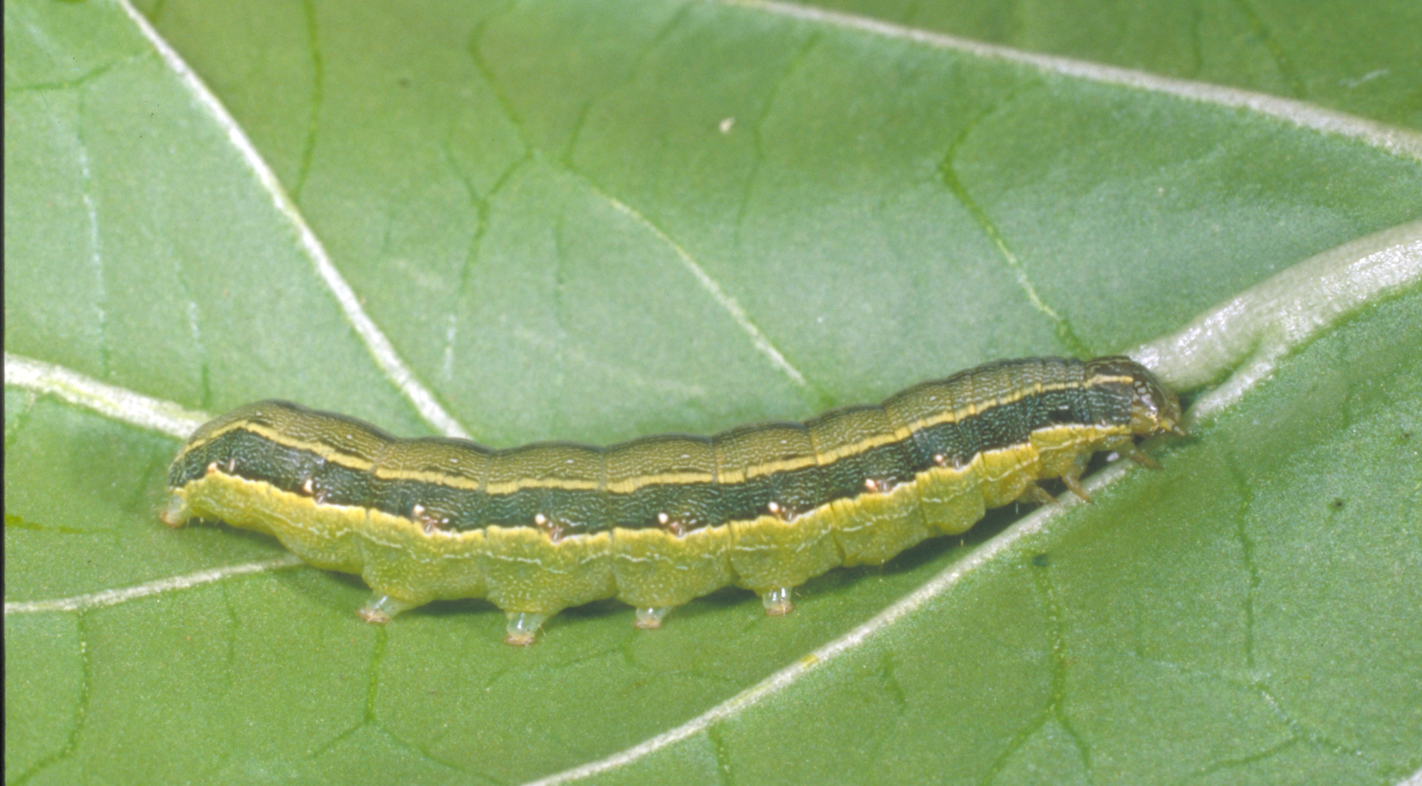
132,1,1422,447
797,0,1422,130
4,397,196,602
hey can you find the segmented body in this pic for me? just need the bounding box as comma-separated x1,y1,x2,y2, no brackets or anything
163,356,1182,644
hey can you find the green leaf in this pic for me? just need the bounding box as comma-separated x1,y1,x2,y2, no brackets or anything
5,0,1420,784
794,0,1422,131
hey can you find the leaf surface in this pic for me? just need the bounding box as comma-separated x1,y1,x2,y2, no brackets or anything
5,0,1420,784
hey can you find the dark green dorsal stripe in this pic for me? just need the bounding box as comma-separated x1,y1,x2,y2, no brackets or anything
169,357,1141,535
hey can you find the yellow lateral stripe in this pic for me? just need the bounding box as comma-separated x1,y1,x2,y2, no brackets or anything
187,420,1124,542
179,377,1131,497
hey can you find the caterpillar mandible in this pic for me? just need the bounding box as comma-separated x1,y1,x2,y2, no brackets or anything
162,356,1183,644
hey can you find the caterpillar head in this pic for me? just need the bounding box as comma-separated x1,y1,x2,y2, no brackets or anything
1087,357,1185,438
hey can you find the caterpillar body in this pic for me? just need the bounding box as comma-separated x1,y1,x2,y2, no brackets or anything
163,356,1182,644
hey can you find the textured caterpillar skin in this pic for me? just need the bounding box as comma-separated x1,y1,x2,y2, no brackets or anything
163,356,1182,644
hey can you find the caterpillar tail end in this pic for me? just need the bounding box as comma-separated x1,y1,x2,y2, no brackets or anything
159,494,191,528
504,612,547,646
761,588,794,617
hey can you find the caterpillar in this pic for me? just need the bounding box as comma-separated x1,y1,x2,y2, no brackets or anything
162,356,1183,644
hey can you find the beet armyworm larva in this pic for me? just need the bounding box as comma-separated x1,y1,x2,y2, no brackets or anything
164,356,1182,644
